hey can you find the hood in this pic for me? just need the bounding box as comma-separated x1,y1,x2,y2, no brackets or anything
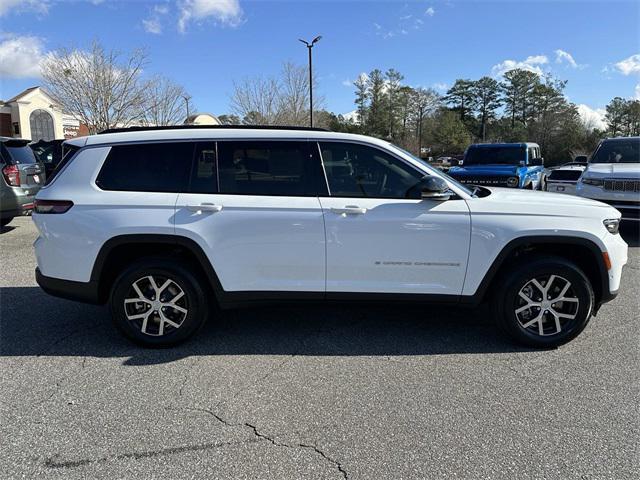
584,163,640,178
449,164,520,176
468,187,619,220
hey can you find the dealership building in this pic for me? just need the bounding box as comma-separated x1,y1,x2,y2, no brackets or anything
0,86,88,141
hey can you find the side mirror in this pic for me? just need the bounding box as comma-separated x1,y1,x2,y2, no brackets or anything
420,176,451,201
574,155,588,164
530,157,544,166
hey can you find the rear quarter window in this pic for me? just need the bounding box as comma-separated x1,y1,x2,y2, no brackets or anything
96,142,194,192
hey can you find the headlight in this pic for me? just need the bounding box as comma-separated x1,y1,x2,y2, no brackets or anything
603,218,620,235
582,178,604,187
507,176,519,187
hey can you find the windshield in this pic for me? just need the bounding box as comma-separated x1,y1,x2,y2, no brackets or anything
590,139,640,164
465,146,525,165
2,144,37,164
388,144,474,196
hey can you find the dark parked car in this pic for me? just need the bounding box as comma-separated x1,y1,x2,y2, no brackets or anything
1,137,45,227
30,139,65,178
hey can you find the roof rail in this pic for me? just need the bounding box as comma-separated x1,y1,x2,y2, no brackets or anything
98,125,330,135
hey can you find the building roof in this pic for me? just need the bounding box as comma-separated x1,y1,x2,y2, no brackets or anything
4,86,40,104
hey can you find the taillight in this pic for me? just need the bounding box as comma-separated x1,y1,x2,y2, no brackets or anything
2,165,20,186
34,199,74,214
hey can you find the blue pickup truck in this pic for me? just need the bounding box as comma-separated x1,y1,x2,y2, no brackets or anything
448,143,546,190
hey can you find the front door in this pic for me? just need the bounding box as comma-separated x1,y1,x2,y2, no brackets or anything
174,140,326,293
317,141,471,297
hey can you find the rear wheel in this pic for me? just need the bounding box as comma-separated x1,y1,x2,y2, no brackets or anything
1,217,13,227
494,257,594,348
110,259,209,347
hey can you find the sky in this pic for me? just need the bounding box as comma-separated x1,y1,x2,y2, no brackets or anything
1,0,639,129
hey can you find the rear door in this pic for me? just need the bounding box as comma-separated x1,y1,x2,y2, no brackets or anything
174,140,327,293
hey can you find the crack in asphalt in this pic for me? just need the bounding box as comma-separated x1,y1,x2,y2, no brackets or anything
43,439,256,469
189,407,349,480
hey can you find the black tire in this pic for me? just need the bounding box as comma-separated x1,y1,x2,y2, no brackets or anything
493,256,594,348
1,217,13,227
110,258,209,347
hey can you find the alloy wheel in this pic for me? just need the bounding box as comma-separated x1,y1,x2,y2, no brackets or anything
514,274,580,336
123,275,188,336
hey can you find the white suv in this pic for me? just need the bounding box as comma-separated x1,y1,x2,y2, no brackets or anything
33,127,628,348
576,137,640,223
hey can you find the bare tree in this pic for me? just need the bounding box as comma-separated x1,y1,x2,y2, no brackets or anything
411,87,440,154
230,61,324,125
139,76,191,126
41,42,148,133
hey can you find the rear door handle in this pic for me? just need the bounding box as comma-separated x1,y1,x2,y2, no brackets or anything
330,205,367,215
187,203,223,213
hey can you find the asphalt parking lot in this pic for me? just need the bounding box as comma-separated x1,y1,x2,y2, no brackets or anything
1,216,639,479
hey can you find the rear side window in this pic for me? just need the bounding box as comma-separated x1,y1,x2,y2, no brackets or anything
217,141,316,196
44,144,80,186
96,142,193,192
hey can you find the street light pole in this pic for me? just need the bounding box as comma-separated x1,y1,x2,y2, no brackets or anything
182,95,191,121
299,36,321,127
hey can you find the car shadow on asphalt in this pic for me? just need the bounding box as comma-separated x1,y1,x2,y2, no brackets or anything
0,287,537,364
0,225,17,234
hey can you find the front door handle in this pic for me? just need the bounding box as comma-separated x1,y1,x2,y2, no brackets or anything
186,203,223,213
330,205,367,216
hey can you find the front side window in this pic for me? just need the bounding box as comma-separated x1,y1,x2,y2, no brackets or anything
96,142,193,192
319,142,424,198
217,141,316,196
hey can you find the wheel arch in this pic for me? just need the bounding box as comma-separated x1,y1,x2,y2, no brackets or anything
465,235,610,308
91,234,224,304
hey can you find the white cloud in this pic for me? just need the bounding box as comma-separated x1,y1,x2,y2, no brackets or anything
491,55,548,76
635,84,640,100
555,49,580,69
432,82,448,92
341,79,352,87
577,104,607,131
0,34,45,78
0,0,49,16
614,53,640,76
178,0,243,32
143,4,170,34
143,17,162,34
425,7,435,16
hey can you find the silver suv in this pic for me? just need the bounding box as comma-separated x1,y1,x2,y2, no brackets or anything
0,137,45,227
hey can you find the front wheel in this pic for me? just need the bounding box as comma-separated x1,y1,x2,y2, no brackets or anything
494,257,594,348
110,259,209,347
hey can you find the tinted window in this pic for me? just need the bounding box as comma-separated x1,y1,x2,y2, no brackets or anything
2,144,37,164
189,142,218,194
320,142,424,198
96,142,193,192
465,146,525,165
44,144,80,186
217,141,316,196
590,139,640,164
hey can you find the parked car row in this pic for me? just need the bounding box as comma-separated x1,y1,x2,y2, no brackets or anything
442,138,638,223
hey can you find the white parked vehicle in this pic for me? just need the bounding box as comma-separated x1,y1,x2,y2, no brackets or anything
33,127,628,348
576,137,640,222
545,162,587,195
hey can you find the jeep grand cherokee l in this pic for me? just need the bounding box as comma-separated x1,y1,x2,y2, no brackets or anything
33,126,628,348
